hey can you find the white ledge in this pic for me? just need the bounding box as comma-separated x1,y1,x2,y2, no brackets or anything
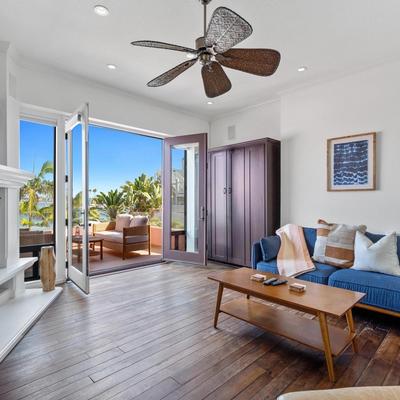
0,287,63,362
0,165,34,188
0,258,37,285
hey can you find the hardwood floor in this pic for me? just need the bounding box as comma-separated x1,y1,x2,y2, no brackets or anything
0,262,399,400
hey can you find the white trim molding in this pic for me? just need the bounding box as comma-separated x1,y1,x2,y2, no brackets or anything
0,164,34,188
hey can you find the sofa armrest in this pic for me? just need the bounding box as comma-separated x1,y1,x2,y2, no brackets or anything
251,241,263,269
278,386,400,400
93,221,116,234
123,225,150,238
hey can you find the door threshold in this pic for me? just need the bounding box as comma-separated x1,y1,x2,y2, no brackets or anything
89,259,165,277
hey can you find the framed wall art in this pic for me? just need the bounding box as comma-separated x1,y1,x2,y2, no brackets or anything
327,132,376,191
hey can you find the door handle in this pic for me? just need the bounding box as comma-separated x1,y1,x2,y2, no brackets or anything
200,206,206,221
223,188,227,194
228,187,232,194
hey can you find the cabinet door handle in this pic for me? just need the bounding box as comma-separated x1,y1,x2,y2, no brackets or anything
200,206,206,221
228,188,232,194
223,188,227,194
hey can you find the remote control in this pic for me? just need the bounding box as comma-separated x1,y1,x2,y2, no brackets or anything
271,279,288,286
263,277,278,285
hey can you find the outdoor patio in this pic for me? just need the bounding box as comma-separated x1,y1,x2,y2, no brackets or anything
87,244,162,275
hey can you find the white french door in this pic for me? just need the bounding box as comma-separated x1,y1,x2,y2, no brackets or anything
66,103,90,294
162,133,207,264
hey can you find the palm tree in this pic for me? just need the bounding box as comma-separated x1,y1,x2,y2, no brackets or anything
71,191,100,225
121,173,162,217
93,189,126,221
19,160,54,228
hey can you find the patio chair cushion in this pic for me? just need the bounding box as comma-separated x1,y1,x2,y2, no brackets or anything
130,216,149,227
115,214,132,232
95,231,148,244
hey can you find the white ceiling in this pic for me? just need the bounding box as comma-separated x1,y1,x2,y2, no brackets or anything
1,0,400,118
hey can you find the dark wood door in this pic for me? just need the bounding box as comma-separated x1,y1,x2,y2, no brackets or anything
208,150,228,262
244,144,266,265
227,148,246,266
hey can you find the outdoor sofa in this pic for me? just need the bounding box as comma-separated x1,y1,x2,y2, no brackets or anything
93,214,150,260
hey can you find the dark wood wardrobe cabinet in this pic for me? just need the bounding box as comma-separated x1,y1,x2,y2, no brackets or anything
207,138,280,267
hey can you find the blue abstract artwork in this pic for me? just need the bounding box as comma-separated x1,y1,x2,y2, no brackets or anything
333,140,369,186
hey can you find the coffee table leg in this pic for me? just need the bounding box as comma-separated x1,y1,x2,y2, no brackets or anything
100,241,103,260
318,311,335,382
345,309,358,353
214,283,224,328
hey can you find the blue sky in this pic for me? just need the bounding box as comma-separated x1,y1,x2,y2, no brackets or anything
20,120,55,174
20,121,163,194
88,125,162,192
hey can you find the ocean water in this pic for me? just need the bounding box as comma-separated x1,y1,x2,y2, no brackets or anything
333,140,368,186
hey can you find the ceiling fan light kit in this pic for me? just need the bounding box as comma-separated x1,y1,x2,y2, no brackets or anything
131,0,281,98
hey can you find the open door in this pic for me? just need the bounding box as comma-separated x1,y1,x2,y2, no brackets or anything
163,133,207,264
66,104,90,294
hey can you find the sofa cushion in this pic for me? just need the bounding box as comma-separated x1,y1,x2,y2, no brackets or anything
328,268,400,313
130,215,149,227
313,219,367,268
303,227,317,255
366,232,400,260
95,231,148,244
352,232,400,276
115,214,132,232
256,260,338,285
260,236,281,262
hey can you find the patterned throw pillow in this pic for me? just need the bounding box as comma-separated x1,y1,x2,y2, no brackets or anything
313,219,367,268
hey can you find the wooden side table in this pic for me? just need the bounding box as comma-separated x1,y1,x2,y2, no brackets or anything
72,236,103,262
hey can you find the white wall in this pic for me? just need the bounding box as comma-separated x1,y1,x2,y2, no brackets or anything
209,60,400,234
281,61,400,233
16,61,209,136
209,100,280,148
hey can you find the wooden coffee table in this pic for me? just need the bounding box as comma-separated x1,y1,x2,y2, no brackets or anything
208,268,366,382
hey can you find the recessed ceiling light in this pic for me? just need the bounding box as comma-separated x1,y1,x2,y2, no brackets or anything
207,101,213,105
94,5,110,16
186,53,197,60
297,66,308,72
107,64,117,70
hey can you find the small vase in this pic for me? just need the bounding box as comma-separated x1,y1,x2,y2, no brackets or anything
40,246,56,292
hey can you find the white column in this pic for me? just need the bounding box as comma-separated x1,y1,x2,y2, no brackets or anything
0,42,20,267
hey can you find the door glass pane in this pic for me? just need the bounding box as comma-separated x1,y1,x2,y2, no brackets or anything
71,124,86,273
19,120,55,281
170,143,199,253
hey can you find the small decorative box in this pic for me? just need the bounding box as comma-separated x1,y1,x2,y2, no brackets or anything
289,283,306,293
250,274,267,282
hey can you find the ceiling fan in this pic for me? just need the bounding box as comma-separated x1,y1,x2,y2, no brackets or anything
131,0,281,98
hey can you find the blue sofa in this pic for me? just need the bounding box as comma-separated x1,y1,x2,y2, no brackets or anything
252,227,400,315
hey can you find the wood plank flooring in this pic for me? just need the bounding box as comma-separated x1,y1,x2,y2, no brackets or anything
0,262,399,400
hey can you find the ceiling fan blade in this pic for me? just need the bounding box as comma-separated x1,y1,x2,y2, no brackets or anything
202,62,232,98
147,58,198,87
131,40,198,55
216,49,281,76
205,7,253,54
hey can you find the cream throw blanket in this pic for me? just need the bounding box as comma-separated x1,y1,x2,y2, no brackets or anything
276,224,315,277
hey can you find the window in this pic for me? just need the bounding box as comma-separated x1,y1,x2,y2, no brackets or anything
19,120,56,281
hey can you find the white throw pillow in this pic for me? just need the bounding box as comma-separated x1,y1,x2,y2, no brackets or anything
352,231,400,276
115,214,132,232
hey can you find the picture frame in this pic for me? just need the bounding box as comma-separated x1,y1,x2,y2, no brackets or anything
327,132,376,191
